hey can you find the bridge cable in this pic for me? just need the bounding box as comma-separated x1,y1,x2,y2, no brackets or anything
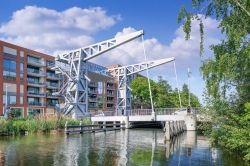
142,35,154,114
173,61,183,109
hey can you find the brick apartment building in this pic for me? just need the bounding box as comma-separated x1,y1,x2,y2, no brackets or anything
0,40,116,117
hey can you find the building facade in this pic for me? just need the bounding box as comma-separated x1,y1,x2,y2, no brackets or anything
0,40,116,117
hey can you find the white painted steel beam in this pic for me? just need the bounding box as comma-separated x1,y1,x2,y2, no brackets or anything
108,57,175,116
54,30,144,119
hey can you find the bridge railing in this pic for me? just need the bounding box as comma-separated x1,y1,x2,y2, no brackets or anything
155,108,182,115
90,110,116,117
130,109,152,116
90,108,201,117
129,108,186,116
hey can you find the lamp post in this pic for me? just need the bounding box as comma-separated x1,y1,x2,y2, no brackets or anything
4,84,10,118
187,68,191,107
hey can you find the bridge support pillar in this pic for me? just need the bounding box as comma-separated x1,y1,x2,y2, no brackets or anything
165,121,170,141
151,111,156,121
185,114,196,131
124,116,129,129
103,121,106,131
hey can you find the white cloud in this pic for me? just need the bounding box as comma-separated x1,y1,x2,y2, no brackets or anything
0,6,120,54
93,16,220,68
91,16,221,101
0,6,221,101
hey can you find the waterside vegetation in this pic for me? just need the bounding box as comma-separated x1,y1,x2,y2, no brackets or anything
0,115,90,136
178,0,250,161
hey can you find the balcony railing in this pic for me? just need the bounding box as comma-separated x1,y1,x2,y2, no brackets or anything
107,86,114,90
27,91,45,96
89,82,98,87
46,102,58,106
28,102,44,106
107,100,114,103
27,58,45,66
46,92,60,98
27,80,46,86
107,93,114,96
89,90,98,94
46,62,55,68
89,105,97,108
27,69,45,76
89,98,97,102
46,73,60,78
46,82,59,88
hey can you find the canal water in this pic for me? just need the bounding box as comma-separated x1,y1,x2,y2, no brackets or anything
0,129,246,166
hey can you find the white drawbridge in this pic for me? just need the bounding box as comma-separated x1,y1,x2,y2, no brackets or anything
54,29,176,119
108,57,175,116
53,30,144,119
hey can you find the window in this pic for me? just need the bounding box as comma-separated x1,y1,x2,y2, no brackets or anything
3,59,16,81
27,76,39,84
3,95,16,104
28,108,42,117
28,87,39,93
47,99,58,106
2,95,6,104
3,46,17,57
9,96,16,104
27,97,41,106
20,97,23,105
27,55,40,63
98,82,103,94
20,63,24,81
20,51,24,57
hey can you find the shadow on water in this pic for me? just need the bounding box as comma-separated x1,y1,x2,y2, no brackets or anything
0,129,247,166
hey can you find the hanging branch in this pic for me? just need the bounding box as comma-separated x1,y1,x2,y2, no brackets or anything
233,0,250,17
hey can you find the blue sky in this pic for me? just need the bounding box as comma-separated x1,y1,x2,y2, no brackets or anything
0,0,192,43
0,1,221,104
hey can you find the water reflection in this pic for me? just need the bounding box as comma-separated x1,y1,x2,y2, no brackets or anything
0,130,247,166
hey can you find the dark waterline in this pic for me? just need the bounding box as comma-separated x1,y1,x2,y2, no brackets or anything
0,129,246,166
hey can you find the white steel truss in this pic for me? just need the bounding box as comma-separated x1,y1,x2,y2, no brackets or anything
108,57,175,116
53,30,144,119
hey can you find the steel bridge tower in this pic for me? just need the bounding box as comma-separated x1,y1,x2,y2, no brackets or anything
53,30,144,119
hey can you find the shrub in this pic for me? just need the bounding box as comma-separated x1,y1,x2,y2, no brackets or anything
0,114,90,135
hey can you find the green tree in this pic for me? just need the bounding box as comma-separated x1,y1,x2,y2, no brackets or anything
179,0,250,161
155,76,176,108
130,76,157,109
181,84,201,108
130,76,201,109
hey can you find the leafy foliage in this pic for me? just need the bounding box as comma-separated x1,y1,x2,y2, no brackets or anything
0,114,90,135
179,0,250,161
130,76,201,108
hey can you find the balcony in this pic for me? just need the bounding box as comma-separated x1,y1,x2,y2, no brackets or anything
46,73,60,80
27,91,45,97
107,86,114,90
46,92,60,98
89,90,98,94
89,104,97,108
46,61,55,69
27,80,46,87
107,100,114,103
107,93,114,97
27,68,45,77
28,102,44,106
27,57,45,67
46,82,59,89
89,82,98,87
89,98,97,102
46,102,58,107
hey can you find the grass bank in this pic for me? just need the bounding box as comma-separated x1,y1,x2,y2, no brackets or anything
0,114,90,135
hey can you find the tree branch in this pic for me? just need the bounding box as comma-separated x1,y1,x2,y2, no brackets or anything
233,0,250,17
